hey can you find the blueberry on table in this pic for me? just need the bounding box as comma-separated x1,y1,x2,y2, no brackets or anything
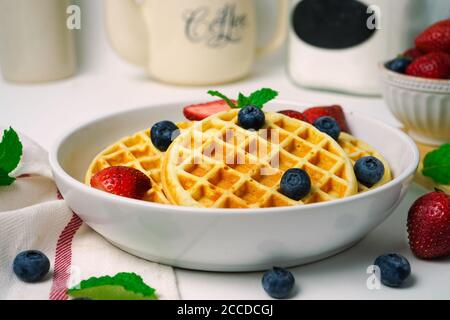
262,267,295,299
13,250,50,283
354,156,385,188
238,105,265,130
280,168,311,201
313,116,341,141
374,253,411,287
150,121,180,152
386,57,411,74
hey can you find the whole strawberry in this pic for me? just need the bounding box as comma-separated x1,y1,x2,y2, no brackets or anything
415,19,450,54
407,191,450,259
402,48,423,60
90,166,151,200
405,52,450,79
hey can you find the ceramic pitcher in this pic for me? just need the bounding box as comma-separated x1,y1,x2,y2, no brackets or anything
105,0,289,85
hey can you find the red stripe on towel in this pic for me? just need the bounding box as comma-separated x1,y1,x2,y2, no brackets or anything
49,212,83,300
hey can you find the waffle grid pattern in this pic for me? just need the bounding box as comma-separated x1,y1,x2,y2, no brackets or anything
163,111,358,208
85,129,170,204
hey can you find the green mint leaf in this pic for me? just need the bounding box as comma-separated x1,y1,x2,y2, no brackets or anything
68,272,158,300
207,90,237,108
422,144,450,185
0,127,23,174
237,93,251,108
208,88,278,109
0,128,22,186
0,169,15,186
247,88,278,109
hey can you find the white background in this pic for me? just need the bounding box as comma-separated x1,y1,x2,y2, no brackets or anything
1,0,449,299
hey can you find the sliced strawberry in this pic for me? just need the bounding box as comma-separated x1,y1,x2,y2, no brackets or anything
91,166,151,200
278,110,307,122
183,100,234,121
303,105,350,133
403,47,423,60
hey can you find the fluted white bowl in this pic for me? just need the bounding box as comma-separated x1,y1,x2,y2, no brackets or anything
380,63,450,146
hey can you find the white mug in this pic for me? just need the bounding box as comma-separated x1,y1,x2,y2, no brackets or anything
0,0,76,83
105,0,289,85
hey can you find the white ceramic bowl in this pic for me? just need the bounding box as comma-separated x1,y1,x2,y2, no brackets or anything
380,63,450,146
49,101,419,272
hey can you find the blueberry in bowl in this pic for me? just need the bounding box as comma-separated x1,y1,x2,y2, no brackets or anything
354,156,385,188
150,120,180,152
238,106,265,130
313,116,341,141
385,57,412,74
280,169,311,201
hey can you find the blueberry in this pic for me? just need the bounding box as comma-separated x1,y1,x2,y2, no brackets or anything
238,105,265,130
13,250,50,283
313,116,341,141
150,121,180,152
280,168,311,201
354,156,385,188
386,57,411,74
374,253,411,287
262,267,295,299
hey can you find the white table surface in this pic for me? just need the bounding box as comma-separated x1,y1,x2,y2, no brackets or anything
2,43,448,299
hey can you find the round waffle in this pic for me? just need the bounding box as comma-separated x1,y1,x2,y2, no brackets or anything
162,110,358,208
85,122,192,204
338,132,392,192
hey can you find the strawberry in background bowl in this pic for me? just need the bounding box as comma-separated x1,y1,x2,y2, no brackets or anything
380,19,450,146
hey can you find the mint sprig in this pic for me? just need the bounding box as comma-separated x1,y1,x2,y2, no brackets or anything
0,127,23,186
207,90,237,109
68,272,158,300
208,88,278,109
423,144,450,185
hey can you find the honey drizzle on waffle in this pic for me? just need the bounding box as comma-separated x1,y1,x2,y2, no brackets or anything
162,111,358,208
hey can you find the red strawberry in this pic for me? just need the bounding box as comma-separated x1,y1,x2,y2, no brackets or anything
407,191,450,259
403,47,423,60
433,19,450,28
302,105,350,133
278,110,307,122
183,100,234,121
415,19,450,54
405,52,450,79
90,166,151,200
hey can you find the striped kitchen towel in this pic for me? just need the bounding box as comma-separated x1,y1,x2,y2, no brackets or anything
0,128,179,300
